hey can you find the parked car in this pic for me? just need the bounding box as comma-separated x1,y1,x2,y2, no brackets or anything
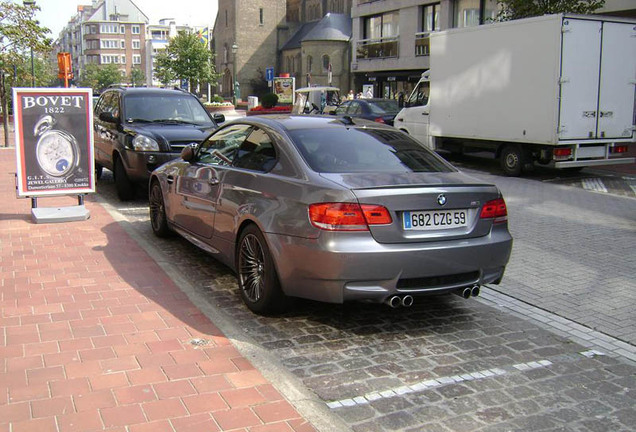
93,86,224,200
149,115,512,314
333,98,400,125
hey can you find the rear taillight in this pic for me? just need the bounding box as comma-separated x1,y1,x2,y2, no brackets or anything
610,145,629,154
553,148,572,161
480,198,508,224
308,203,392,231
374,117,385,124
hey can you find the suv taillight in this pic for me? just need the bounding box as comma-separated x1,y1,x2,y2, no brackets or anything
309,203,392,231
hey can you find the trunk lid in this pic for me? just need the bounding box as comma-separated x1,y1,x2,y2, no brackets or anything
320,171,502,243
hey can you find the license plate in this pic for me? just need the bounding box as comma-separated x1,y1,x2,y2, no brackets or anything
403,210,468,230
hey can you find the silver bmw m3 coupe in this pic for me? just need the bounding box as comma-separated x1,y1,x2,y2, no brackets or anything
149,115,512,314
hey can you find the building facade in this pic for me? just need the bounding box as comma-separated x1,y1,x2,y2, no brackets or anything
55,0,149,86
213,0,353,101
351,0,499,100
145,19,193,87
213,0,287,101
350,0,635,101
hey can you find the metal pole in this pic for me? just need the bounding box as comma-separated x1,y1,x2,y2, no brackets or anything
31,48,35,87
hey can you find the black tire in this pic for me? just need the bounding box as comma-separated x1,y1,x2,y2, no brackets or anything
149,181,171,237
95,163,103,180
114,157,136,201
500,145,526,177
236,225,286,314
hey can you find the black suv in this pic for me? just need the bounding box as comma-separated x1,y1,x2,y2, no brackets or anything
93,87,224,200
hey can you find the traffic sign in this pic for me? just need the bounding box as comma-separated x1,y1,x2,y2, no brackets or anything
266,67,274,82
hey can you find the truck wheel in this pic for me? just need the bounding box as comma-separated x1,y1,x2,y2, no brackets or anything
500,145,527,177
114,158,136,201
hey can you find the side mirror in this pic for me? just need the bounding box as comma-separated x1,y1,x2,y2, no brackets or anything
213,113,225,124
99,112,118,123
181,145,196,162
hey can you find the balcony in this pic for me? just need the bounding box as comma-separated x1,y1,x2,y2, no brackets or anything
415,32,431,56
356,36,399,60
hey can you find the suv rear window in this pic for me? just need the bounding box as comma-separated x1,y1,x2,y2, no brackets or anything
123,94,213,126
288,127,455,173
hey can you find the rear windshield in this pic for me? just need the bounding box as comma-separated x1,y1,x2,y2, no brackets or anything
288,127,455,173
368,100,399,114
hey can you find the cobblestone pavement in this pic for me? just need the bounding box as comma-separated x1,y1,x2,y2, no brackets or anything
94,168,636,432
457,167,636,346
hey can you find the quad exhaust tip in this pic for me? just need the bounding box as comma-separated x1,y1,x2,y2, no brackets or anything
385,295,414,308
454,285,481,299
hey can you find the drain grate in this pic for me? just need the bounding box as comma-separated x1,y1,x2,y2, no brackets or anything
189,338,210,347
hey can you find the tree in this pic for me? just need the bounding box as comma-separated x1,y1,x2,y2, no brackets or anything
153,31,219,91
1,0,52,146
78,63,124,92
496,0,605,21
129,67,145,87
249,68,270,100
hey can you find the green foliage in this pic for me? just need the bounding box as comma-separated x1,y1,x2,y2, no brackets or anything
129,67,145,87
153,31,220,90
261,93,278,109
496,0,605,21
248,68,270,99
211,95,225,103
1,0,52,135
79,64,124,92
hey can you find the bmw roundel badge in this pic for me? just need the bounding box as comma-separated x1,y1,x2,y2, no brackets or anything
437,194,447,206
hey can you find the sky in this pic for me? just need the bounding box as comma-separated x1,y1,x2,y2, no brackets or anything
23,0,219,39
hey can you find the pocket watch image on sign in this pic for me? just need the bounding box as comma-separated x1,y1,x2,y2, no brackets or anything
33,115,80,177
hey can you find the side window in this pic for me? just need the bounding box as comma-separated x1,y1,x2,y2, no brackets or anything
232,128,277,172
348,102,362,115
97,92,119,119
334,102,349,115
198,124,252,165
104,92,120,118
407,81,430,107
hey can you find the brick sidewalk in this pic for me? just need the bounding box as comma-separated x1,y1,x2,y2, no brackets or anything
0,148,314,431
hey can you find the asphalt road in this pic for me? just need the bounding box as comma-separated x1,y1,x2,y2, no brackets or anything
93,158,636,432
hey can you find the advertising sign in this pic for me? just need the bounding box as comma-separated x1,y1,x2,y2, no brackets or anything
273,77,295,104
13,88,95,197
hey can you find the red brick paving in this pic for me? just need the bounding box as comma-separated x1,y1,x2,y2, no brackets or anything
0,148,316,431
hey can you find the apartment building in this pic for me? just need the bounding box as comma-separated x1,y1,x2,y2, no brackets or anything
352,0,499,99
145,19,193,87
56,0,148,85
351,0,635,100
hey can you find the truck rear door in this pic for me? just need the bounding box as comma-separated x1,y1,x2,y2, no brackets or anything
597,22,636,140
558,19,602,140
559,18,636,141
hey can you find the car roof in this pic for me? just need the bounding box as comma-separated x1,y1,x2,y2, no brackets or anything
105,87,193,97
229,114,395,133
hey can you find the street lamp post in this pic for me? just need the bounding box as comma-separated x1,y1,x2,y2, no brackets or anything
23,0,36,87
231,42,238,107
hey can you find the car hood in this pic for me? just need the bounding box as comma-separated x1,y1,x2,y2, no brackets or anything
125,123,215,143
318,170,494,190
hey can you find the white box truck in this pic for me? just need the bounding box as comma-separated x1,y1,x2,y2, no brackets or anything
394,14,636,176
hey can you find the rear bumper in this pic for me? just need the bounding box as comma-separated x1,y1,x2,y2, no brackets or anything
266,227,512,304
554,157,635,168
